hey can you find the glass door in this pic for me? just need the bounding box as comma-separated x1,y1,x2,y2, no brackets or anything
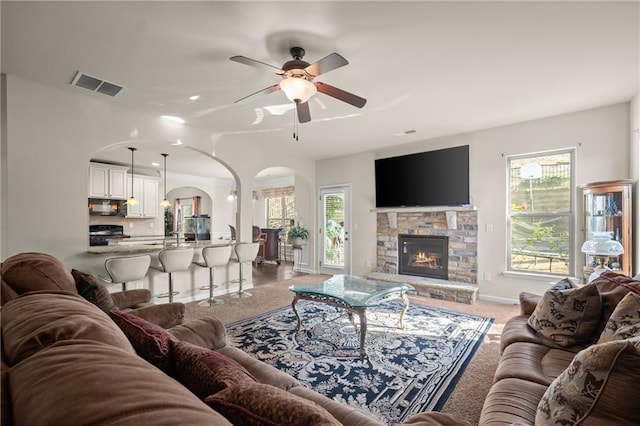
318,185,350,275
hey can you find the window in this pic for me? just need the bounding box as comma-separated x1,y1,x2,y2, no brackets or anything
507,150,574,276
264,186,295,235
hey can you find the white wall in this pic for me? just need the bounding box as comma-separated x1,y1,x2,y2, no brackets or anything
317,102,631,302
0,74,7,260
2,75,211,268
1,75,317,276
631,93,640,273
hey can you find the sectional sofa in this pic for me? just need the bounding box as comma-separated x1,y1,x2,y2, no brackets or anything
0,252,462,426
478,272,640,425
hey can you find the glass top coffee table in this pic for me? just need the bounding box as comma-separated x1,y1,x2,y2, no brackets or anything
288,275,415,356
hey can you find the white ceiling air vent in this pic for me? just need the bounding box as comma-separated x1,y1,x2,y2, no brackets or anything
70,71,125,97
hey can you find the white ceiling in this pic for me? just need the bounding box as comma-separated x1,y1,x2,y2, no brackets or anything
2,1,638,178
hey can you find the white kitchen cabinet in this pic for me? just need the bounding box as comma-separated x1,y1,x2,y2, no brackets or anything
108,168,128,199
89,163,128,200
126,175,159,218
142,178,159,218
89,165,108,198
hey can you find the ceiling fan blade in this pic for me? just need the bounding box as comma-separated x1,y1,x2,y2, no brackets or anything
304,53,348,77
234,84,281,104
296,101,311,123
230,56,284,74
315,82,367,108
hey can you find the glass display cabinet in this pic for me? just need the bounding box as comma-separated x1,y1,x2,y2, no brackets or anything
580,180,633,279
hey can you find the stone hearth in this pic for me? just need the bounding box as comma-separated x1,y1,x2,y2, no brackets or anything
366,272,478,304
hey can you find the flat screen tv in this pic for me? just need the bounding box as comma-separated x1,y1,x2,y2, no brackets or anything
375,145,470,208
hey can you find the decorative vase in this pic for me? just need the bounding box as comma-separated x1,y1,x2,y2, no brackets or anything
292,237,303,248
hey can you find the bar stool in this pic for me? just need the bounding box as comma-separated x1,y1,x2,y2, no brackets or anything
192,245,232,306
150,247,194,303
229,242,259,298
99,254,151,291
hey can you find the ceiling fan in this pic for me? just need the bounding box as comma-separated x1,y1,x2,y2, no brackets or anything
230,46,367,124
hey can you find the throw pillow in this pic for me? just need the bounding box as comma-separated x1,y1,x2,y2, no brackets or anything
1,252,77,295
205,382,341,426
597,291,640,344
108,310,176,375
170,340,257,400
593,272,640,322
72,269,116,311
527,283,602,347
535,339,640,425
550,277,577,291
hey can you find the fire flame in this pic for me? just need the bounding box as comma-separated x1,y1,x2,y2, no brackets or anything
412,251,439,267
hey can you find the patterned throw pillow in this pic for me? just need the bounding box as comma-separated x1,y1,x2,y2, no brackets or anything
205,382,341,426
593,272,640,333
597,291,640,344
550,277,577,291
108,310,176,375
170,340,257,400
527,283,602,347
72,269,116,311
535,339,640,425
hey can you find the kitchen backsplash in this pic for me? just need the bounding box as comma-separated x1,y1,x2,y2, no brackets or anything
88,216,160,236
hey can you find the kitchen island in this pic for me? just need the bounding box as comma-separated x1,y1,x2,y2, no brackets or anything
87,237,233,254
83,238,242,303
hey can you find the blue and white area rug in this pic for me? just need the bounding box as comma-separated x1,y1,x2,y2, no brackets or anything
226,300,493,424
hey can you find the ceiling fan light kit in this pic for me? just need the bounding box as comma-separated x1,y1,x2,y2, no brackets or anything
280,77,317,103
230,46,366,126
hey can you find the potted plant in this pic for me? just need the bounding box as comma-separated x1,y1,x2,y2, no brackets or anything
288,223,309,248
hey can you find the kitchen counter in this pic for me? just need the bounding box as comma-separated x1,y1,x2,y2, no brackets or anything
87,239,233,254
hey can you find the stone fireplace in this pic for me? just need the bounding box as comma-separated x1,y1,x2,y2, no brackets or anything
376,207,478,284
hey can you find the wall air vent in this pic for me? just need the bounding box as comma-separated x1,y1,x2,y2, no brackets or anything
70,71,125,97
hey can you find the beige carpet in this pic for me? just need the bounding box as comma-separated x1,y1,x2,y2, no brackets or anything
185,274,520,425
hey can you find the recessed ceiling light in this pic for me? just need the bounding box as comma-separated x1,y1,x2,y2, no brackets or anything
189,95,200,101
161,115,185,124
151,162,160,167
171,139,183,146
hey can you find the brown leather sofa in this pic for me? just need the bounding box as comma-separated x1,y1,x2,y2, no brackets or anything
1,252,462,426
2,252,185,328
478,272,640,425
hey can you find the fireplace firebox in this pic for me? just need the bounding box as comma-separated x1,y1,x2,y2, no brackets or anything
398,235,448,280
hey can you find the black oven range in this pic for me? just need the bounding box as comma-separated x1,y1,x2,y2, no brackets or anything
89,225,130,246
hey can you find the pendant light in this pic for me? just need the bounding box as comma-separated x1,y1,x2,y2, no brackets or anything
126,147,138,206
160,153,171,208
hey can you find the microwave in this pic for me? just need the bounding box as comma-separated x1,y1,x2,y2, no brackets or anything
88,198,126,216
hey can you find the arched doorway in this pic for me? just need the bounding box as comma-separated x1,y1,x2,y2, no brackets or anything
89,140,238,245
252,167,296,270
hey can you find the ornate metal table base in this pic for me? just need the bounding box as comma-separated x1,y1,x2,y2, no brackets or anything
291,291,410,357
